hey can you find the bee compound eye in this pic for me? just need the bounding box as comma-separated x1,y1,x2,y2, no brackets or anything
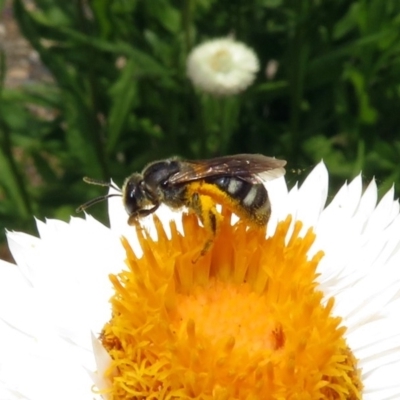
123,181,143,216
124,194,139,216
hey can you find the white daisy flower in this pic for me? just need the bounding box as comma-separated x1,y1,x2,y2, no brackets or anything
0,162,399,399
187,37,259,96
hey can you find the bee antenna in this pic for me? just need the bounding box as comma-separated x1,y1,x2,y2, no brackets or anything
82,177,121,192
76,194,122,213
76,177,122,213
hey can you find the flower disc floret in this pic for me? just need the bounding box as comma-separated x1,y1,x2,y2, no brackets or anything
99,210,362,399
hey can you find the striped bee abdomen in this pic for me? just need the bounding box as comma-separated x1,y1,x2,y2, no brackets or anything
208,176,271,226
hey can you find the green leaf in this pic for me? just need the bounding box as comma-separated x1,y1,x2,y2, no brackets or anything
344,66,378,124
308,31,394,73
255,81,289,99
107,59,138,154
145,1,180,33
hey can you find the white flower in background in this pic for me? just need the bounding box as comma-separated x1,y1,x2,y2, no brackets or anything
0,162,399,399
187,37,259,96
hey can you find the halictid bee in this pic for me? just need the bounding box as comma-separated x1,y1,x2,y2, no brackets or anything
77,154,286,258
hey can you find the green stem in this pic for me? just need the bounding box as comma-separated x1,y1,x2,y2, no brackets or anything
182,0,193,54
353,138,365,176
198,93,209,158
288,0,309,162
218,97,238,155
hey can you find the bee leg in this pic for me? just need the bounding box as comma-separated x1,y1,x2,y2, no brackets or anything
127,204,160,226
190,193,222,262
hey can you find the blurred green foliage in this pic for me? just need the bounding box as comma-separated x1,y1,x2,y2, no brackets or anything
1,0,400,245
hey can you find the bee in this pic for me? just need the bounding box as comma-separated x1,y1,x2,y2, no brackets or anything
77,154,286,259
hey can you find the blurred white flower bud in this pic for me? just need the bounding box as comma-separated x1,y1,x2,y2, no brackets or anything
187,37,259,96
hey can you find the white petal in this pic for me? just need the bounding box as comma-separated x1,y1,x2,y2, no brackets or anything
88,333,112,396
265,174,289,236
295,161,329,230
364,185,399,235
1,216,129,399
305,172,400,397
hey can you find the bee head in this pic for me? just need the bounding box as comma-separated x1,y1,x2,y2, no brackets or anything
122,173,155,216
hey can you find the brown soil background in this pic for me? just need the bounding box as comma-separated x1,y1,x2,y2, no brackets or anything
1,0,51,88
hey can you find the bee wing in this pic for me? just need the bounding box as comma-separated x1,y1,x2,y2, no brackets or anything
255,167,286,182
168,154,286,184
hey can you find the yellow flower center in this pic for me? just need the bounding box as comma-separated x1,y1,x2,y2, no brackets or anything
100,209,362,399
209,49,233,73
